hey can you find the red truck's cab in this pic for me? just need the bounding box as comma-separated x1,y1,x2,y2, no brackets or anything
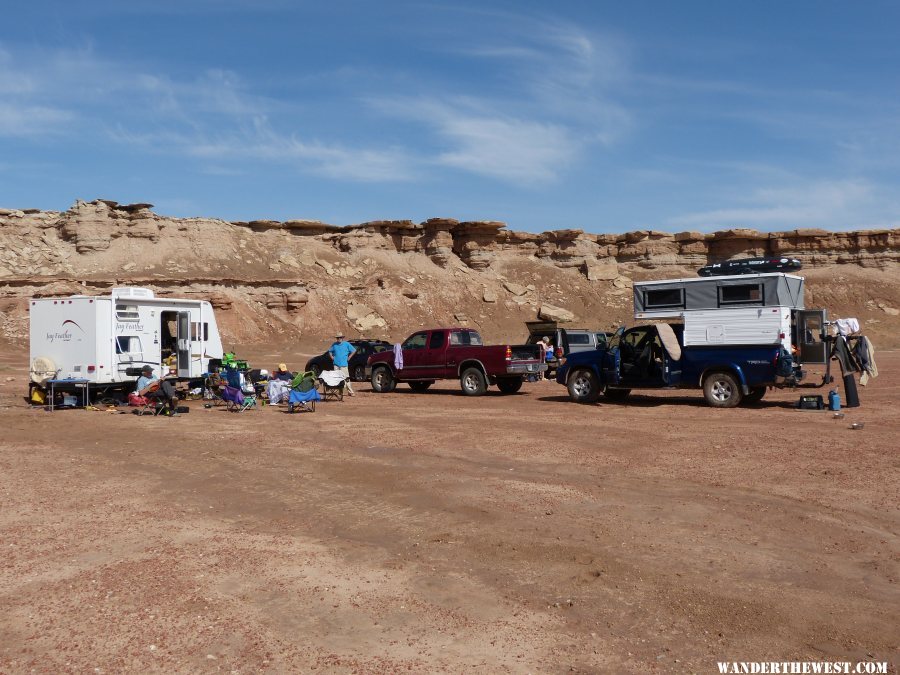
366,327,546,396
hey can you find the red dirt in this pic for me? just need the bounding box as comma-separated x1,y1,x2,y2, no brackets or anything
0,345,897,673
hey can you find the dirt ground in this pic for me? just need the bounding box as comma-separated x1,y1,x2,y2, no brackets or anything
0,345,897,674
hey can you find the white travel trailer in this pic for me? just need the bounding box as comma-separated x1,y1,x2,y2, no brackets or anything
29,287,224,392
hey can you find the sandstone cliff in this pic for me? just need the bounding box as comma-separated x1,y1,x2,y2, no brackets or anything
1,200,898,348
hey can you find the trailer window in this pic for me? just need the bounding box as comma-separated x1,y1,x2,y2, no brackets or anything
116,336,142,354
719,283,763,305
644,289,684,309
568,333,591,345
115,304,140,321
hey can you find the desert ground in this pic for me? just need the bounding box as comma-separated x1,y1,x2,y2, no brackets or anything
0,344,897,674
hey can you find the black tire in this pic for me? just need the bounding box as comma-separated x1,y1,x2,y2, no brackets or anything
743,386,766,404
352,364,365,381
703,371,742,408
460,367,488,396
409,380,433,392
603,387,631,401
497,378,523,394
371,366,396,393
567,369,600,403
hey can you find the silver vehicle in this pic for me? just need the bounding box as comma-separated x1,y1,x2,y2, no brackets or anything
524,322,611,375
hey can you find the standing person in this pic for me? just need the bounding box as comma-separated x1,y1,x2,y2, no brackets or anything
328,332,357,396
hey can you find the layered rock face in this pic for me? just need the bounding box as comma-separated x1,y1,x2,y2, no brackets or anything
1,200,898,347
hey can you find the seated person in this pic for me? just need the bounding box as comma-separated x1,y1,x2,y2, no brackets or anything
136,365,179,415
274,363,293,381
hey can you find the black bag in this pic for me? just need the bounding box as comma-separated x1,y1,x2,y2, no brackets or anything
797,394,824,410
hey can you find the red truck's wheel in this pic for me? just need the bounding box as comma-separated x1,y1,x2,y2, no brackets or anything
460,367,487,396
371,366,396,393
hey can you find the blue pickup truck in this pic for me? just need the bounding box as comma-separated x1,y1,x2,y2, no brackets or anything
556,323,799,408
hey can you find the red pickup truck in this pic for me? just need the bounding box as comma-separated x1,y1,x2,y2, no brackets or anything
366,328,547,395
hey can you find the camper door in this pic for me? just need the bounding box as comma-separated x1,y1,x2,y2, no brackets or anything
795,309,828,364
176,311,191,377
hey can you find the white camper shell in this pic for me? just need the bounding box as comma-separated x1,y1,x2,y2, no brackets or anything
633,273,828,364
29,287,224,388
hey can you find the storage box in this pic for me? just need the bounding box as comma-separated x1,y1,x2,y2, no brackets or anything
797,394,824,410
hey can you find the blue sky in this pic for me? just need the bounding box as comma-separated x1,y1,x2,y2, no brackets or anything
2,1,899,232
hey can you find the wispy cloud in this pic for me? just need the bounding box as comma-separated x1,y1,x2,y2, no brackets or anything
0,103,72,136
668,178,890,230
373,97,577,183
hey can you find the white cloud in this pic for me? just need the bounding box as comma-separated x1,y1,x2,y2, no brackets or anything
0,103,72,136
669,179,887,230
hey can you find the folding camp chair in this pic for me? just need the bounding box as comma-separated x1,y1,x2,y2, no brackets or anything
204,372,227,406
223,367,257,412
287,371,320,413
319,370,346,402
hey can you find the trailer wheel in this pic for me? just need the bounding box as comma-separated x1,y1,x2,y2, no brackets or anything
371,366,396,393
703,371,742,408
408,380,433,392
497,378,523,394
567,369,600,403
743,387,766,405
460,367,487,396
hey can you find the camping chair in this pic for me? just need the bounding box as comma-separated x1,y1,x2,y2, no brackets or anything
132,383,171,416
287,371,320,413
204,372,227,406
319,370,346,402
223,367,257,412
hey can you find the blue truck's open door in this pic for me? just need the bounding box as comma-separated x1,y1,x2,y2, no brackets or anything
656,324,683,386
601,327,624,385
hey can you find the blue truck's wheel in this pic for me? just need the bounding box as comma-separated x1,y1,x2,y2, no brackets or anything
567,369,600,403
460,367,487,396
703,371,742,408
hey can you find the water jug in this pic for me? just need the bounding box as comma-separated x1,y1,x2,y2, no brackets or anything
828,389,841,412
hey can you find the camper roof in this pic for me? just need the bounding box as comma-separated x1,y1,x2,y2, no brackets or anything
633,272,803,288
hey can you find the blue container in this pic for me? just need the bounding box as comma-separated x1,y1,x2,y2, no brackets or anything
828,389,841,411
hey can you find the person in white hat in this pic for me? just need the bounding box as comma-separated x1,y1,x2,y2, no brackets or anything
328,332,356,395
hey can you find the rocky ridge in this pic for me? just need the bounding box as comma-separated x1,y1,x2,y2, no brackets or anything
1,199,898,347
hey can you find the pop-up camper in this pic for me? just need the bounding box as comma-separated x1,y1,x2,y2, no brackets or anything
29,287,223,395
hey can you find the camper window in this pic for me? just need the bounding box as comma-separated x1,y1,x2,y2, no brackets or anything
116,336,142,354
718,283,763,306
644,288,684,309
115,304,140,321
568,333,591,345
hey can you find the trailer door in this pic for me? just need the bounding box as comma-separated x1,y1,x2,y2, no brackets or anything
176,312,191,377
796,309,827,364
